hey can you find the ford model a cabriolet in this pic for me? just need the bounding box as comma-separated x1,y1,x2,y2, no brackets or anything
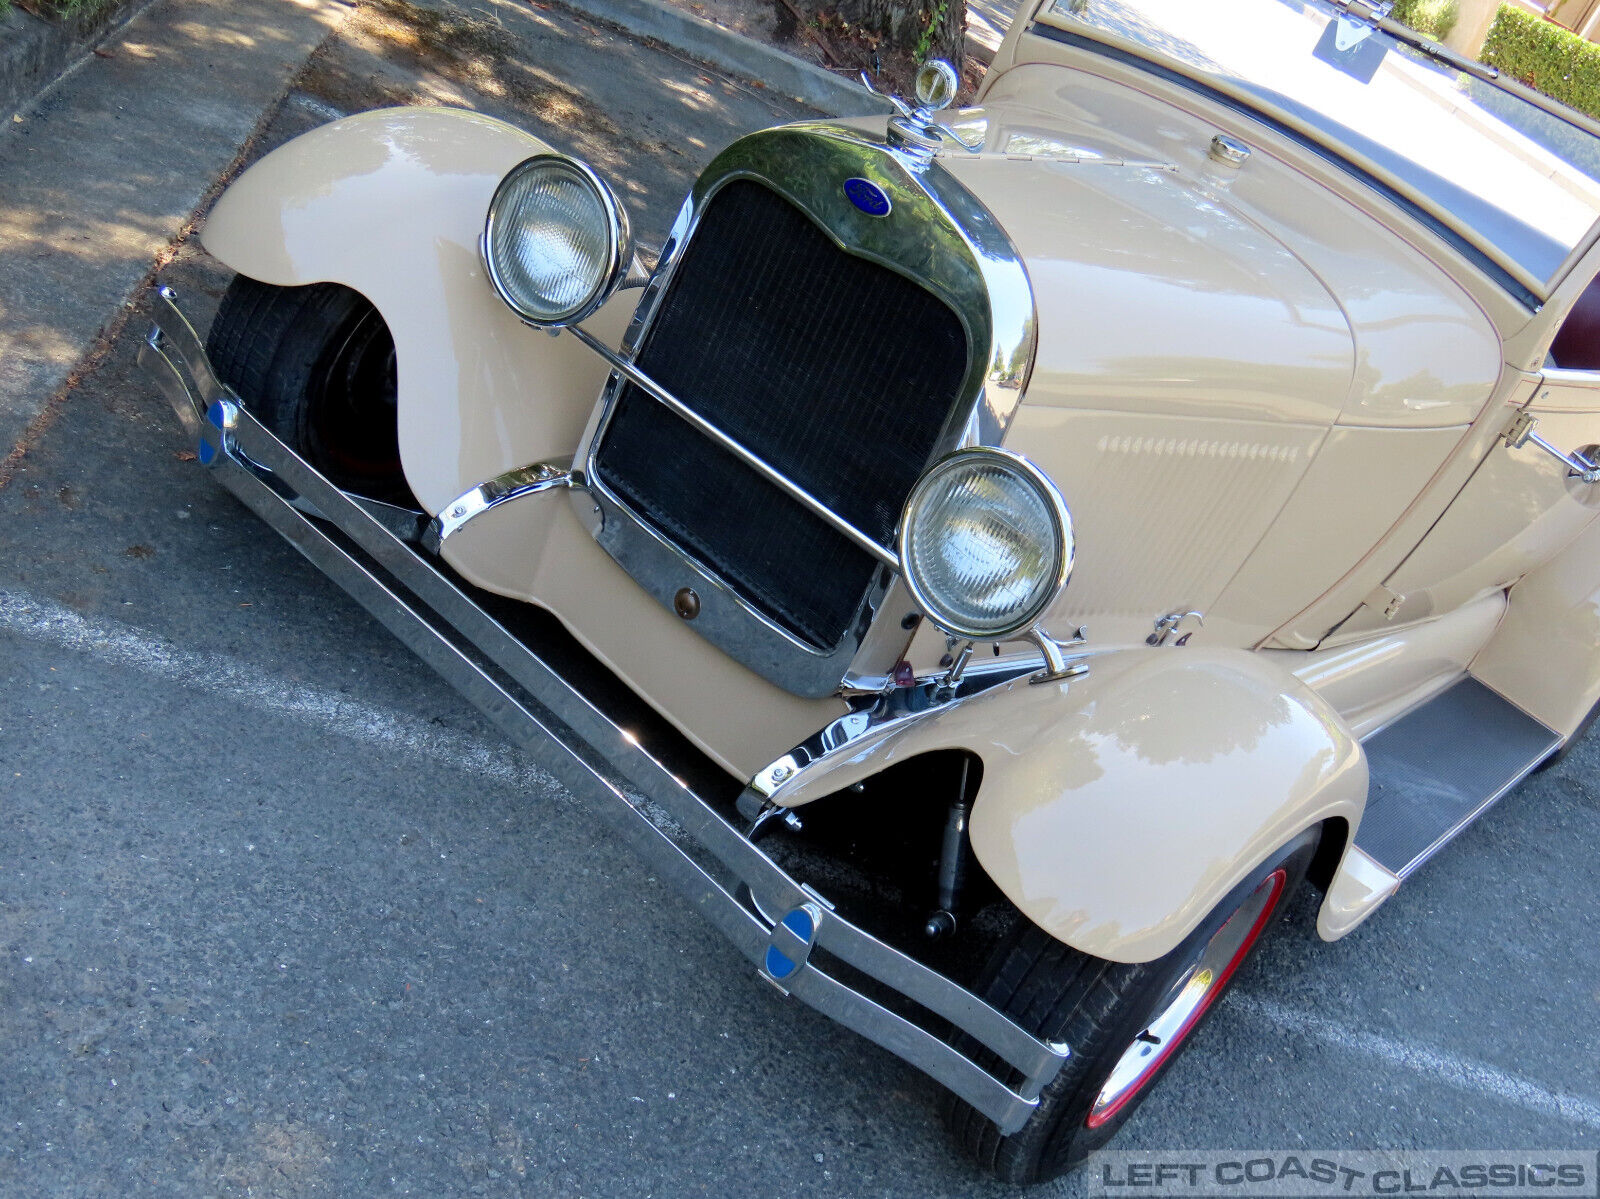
141,0,1600,1181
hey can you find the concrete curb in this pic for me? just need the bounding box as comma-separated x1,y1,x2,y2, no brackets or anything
551,0,894,116
0,0,140,119
0,0,350,456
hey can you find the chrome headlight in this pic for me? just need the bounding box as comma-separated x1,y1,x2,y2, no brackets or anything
899,448,1073,642
484,154,630,327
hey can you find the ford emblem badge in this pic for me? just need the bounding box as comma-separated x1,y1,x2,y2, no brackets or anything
844,177,891,217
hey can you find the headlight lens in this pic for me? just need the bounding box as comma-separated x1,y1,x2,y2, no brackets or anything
899,449,1072,641
484,154,629,326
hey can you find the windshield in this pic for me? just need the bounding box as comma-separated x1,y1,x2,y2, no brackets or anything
1043,0,1600,297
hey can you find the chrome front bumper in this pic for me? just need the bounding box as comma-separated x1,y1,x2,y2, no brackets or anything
138,283,1069,1133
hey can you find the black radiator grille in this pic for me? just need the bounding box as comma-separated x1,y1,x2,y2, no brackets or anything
594,180,969,650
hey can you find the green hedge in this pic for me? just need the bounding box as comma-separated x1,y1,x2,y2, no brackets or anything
1482,4,1600,122
1391,0,1459,42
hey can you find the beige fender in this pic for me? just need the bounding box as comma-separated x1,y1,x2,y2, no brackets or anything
199,105,855,785
200,106,632,515
776,648,1371,962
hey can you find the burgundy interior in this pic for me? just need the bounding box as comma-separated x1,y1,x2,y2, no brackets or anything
1551,272,1600,371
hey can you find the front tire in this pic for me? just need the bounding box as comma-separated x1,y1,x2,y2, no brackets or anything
206,275,411,504
947,827,1321,1184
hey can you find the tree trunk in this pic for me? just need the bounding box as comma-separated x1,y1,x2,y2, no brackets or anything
1443,0,1499,60
774,0,798,42
846,0,966,69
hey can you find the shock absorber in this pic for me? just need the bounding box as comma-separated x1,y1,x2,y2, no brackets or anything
924,758,972,940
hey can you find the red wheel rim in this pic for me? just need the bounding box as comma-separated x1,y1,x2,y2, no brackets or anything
1084,867,1287,1130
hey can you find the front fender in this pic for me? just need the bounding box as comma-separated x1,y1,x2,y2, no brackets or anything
202,106,856,784
782,648,1369,962
201,106,631,514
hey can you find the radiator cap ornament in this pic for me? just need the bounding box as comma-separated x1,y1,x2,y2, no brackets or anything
859,58,965,165
913,59,958,110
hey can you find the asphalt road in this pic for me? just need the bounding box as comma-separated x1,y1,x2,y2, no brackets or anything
2,1,1599,1196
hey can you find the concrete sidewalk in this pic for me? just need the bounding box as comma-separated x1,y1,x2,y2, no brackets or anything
0,0,349,467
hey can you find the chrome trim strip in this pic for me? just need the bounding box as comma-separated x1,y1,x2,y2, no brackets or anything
746,648,1089,801
141,283,1068,1136
352,495,429,545
424,460,574,553
575,123,1037,698
568,325,899,569
148,286,230,434
1539,366,1600,388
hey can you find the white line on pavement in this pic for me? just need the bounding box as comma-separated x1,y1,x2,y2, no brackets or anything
0,588,545,793
4,589,1598,1132
1229,993,1600,1131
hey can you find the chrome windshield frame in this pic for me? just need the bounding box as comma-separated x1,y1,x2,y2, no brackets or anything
1324,0,1600,144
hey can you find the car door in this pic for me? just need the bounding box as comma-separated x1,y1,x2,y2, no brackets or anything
1329,276,1600,638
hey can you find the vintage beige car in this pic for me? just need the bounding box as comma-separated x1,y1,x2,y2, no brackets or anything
140,0,1600,1182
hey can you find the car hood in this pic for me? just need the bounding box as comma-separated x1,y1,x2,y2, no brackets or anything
938,141,1356,427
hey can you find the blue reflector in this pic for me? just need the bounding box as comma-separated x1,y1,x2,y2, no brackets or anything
764,946,798,979
197,438,216,465
205,400,229,430
762,906,818,982
782,908,815,940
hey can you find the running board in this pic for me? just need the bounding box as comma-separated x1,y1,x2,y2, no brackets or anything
1354,677,1560,879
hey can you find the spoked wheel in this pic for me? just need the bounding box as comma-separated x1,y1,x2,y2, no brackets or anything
206,275,412,505
946,826,1321,1184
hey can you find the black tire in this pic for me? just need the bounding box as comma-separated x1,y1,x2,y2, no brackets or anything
206,275,411,504
947,826,1322,1184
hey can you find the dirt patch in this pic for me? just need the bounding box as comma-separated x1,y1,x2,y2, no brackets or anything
297,0,640,148
295,55,413,116
796,5,986,97
366,0,515,62
7,0,123,34
658,0,987,100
